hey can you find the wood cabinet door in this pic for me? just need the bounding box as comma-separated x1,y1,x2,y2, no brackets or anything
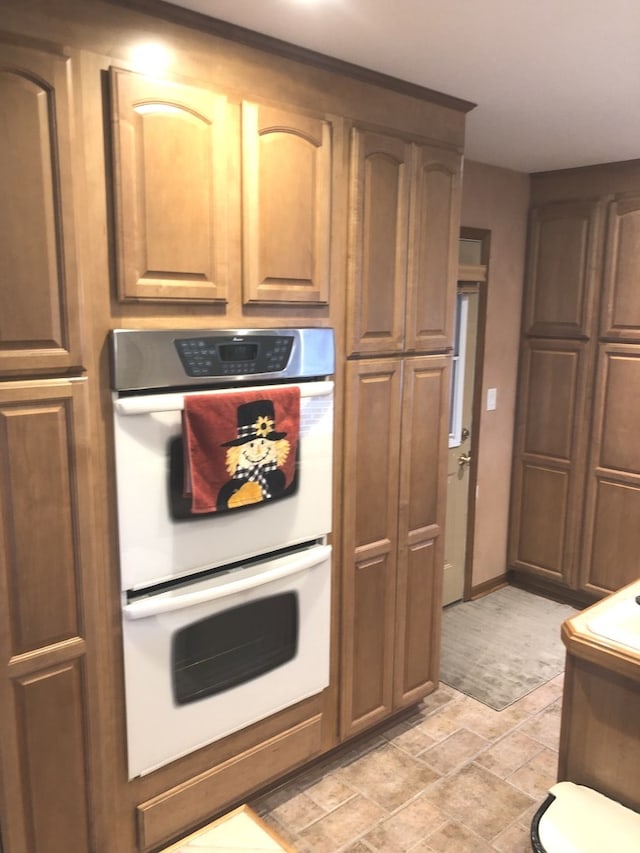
242,102,332,305
580,344,640,594
600,194,640,341
508,338,592,588
394,356,448,707
340,359,402,737
0,40,83,375
405,146,461,353
110,68,228,302
346,129,411,355
0,378,95,852
522,199,603,339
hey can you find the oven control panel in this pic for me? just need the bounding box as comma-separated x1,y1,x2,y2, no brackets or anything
175,334,294,377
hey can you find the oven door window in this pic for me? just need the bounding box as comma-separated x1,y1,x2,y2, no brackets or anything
171,592,298,705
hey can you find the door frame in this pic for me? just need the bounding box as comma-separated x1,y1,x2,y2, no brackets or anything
458,226,490,601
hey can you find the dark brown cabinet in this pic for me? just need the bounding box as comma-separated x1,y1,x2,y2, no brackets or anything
580,344,640,594
510,169,640,598
509,337,592,589
600,194,640,341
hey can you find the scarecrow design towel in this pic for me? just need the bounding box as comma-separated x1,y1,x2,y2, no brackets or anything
182,387,300,514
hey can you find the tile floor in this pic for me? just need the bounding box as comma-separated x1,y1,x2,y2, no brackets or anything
250,675,565,852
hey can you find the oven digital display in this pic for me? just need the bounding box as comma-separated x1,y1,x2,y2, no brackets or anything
218,343,258,362
174,334,294,377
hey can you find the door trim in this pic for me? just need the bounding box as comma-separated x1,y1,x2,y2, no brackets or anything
459,227,490,601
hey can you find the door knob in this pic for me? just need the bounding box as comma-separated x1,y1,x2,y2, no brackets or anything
458,452,472,467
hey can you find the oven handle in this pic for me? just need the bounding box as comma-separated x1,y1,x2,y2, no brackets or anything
122,544,331,620
114,381,334,416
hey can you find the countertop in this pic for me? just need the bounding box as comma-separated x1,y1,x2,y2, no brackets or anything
561,578,640,683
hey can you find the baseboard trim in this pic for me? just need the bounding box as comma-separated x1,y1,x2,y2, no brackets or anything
507,570,598,609
468,574,508,600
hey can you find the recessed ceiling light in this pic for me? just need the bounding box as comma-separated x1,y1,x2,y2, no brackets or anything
129,42,172,75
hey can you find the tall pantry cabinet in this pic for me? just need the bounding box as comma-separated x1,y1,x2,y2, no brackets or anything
0,39,102,852
340,127,460,737
508,162,640,600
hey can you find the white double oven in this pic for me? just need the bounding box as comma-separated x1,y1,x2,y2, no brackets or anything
110,328,334,778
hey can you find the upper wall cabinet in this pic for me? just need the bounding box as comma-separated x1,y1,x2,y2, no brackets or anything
406,145,461,352
600,194,640,341
522,199,603,339
241,101,333,305
0,41,83,375
346,128,460,355
346,130,411,354
109,68,228,303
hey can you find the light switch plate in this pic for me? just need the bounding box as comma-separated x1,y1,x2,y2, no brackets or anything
487,387,497,411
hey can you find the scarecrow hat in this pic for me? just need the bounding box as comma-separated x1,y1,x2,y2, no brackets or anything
221,399,287,446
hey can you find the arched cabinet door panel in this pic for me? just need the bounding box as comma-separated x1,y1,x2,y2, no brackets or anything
242,101,333,305
346,130,461,356
0,41,82,375
405,146,461,353
600,194,640,341
522,198,603,339
346,129,411,355
109,67,229,303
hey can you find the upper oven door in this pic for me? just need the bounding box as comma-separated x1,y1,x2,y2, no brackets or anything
113,380,333,591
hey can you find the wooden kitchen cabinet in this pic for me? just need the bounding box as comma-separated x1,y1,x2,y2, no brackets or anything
346,128,460,356
109,68,338,308
522,198,604,339
241,101,334,305
109,67,229,303
559,581,640,812
0,39,83,375
579,343,640,594
508,337,593,589
340,355,448,737
0,378,97,853
600,193,640,341
509,163,640,602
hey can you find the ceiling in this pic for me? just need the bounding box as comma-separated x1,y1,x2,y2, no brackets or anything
163,0,640,174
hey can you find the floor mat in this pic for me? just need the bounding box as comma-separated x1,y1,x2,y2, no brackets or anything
440,586,578,710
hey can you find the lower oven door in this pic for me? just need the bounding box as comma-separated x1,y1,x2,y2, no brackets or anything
121,543,331,778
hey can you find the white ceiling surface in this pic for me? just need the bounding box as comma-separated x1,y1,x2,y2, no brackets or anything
167,0,640,173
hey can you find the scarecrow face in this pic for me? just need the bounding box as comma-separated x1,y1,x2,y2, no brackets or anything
235,414,278,469
236,437,278,469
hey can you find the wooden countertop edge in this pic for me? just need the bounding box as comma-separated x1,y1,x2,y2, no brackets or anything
561,579,640,683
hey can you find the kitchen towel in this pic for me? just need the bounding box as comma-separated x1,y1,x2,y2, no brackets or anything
182,386,300,514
